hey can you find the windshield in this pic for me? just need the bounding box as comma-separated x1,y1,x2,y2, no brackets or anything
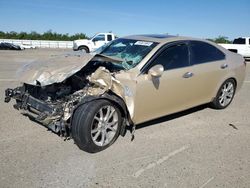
98,38,158,70
90,34,97,40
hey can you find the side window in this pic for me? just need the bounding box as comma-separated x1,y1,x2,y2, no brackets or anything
92,34,105,42
190,41,225,65
233,38,246,44
150,44,189,70
107,34,112,41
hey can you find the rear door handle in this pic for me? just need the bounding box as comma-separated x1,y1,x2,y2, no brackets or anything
221,64,228,69
183,72,193,78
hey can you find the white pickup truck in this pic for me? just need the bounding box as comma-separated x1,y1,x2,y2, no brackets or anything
73,33,116,53
219,37,250,59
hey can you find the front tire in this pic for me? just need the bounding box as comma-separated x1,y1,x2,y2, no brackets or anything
210,78,236,109
72,99,122,153
78,46,89,53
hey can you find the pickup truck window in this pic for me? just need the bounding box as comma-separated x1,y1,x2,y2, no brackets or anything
93,34,105,42
233,38,246,44
107,35,112,41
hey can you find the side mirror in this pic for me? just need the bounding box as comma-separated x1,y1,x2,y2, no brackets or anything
148,64,164,77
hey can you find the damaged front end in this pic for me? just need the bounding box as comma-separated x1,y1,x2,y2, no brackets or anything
5,53,133,138
5,84,75,136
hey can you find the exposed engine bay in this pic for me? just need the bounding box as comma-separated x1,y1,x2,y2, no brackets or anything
5,57,129,137
22,60,124,101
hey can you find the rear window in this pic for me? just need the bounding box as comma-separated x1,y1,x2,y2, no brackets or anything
233,38,246,44
107,34,112,41
190,41,225,65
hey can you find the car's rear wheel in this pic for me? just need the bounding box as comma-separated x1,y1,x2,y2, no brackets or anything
72,99,122,153
211,78,236,109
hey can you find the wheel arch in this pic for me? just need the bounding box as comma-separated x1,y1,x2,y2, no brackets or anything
210,77,237,109
229,77,237,88
72,92,133,136
78,45,90,52
212,76,237,101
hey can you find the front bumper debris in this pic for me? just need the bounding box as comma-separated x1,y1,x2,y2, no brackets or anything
5,88,20,103
4,87,69,136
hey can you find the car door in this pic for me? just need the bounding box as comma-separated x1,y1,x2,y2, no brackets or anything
92,34,106,50
133,42,199,124
187,41,228,104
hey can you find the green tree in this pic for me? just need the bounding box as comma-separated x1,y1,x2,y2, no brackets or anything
0,30,88,41
214,36,232,44
17,32,28,39
30,31,41,40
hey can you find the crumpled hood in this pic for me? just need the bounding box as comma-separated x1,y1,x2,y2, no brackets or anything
17,53,123,86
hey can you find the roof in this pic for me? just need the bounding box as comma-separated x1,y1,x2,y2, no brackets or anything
123,34,193,43
137,34,176,39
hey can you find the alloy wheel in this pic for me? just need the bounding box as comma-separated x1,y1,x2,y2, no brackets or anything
91,105,119,146
218,81,235,107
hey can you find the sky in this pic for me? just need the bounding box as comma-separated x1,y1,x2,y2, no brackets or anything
0,0,249,39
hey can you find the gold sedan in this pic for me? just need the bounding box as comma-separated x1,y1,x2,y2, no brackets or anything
5,34,246,153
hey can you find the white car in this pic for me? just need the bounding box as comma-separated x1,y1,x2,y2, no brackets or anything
73,33,116,53
219,37,250,59
20,44,37,49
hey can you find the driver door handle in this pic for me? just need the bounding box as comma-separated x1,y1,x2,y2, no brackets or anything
183,72,193,78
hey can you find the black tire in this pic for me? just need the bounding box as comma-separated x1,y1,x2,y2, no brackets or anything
71,99,122,153
78,46,89,53
210,78,236,109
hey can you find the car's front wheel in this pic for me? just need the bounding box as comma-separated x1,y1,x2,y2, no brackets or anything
72,99,122,153
211,78,236,109
78,46,89,53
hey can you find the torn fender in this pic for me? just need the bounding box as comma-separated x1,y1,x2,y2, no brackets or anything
87,66,136,120
87,66,125,99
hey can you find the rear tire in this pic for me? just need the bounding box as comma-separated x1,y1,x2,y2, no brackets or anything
210,78,236,109
72,99,122,153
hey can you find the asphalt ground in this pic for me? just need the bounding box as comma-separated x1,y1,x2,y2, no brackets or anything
0,49,249,188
